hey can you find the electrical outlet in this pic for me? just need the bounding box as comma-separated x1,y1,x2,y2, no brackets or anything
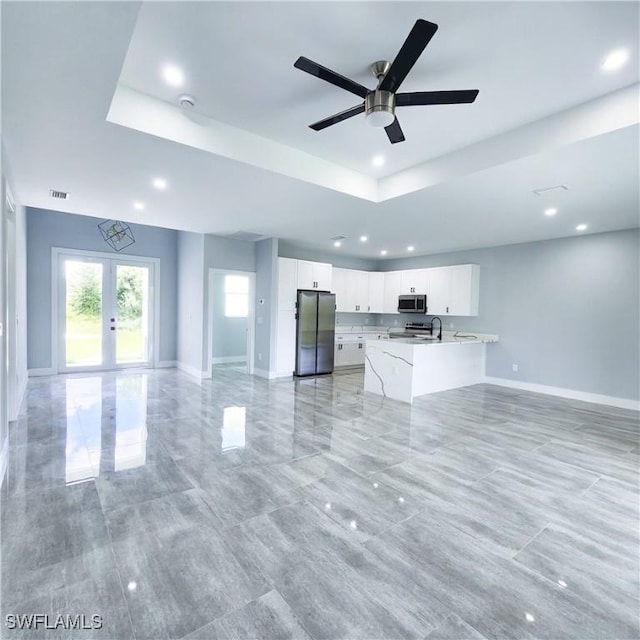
364,318,369,324
449,322,454,329
258,353,262,361
392,366,398,375
512,363,518,372
393,319,398,325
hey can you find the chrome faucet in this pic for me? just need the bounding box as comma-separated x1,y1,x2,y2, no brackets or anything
430,316,443,341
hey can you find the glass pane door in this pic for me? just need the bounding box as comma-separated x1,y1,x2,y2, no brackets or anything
63,260,105,368
59,253,154,372
115,264,150,365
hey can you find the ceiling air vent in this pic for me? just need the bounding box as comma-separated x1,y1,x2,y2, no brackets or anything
50,189,69,200
224,231,267,242
532,185,568,196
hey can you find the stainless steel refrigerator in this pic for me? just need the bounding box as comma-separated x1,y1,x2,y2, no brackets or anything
294,290,336,376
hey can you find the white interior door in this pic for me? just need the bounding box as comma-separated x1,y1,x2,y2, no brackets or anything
58,253,154,372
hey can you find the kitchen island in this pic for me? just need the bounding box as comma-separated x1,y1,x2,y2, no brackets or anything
364,333,499,403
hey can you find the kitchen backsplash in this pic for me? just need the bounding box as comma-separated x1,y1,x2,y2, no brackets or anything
337,312,485,333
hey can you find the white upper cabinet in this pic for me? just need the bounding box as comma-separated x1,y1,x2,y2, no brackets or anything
400,269,428,295
296,260,332,290
277,258,298,311
332,268,349,312
367,272,385,313
346,270,369,312
425,264,479,316
449,264,479,316
425,267,451,315
383,271,402,313
314,262,333,291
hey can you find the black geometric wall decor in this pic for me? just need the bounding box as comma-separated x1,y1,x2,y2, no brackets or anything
98,220,136,252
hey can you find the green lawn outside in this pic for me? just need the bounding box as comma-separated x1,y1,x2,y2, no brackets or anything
66,313,145,365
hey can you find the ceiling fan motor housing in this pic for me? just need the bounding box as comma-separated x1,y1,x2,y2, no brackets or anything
365,90,396,127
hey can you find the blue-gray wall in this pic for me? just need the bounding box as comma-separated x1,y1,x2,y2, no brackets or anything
255,237,278,372
377,229,640,401
279,240,378,271
211,273,247,359
202,234,256,369
26,208,178,369
176,231,204,373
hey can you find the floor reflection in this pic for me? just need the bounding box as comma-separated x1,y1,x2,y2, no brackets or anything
64,374,149,483
222,406,246,452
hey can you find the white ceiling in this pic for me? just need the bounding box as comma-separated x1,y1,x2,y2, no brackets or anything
2,1,639,259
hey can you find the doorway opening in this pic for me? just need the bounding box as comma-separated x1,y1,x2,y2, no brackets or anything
208,269,255,375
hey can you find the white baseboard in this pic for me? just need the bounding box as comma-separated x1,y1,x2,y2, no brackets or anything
176,361,206,380
212,356,246,365
28,368,55,377
483,376,640,411
16,372,28,414
0,436,8,490
254,368,277,380
156,360,177,368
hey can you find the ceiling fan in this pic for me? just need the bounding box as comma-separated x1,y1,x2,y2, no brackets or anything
294,19,479,144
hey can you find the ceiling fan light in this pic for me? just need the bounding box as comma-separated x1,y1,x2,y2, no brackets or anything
367,110,395,128
365,90,395,128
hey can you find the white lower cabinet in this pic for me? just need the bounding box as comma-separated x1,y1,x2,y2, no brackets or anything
333,336,365,368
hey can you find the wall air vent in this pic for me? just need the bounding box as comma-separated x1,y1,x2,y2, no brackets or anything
49,189,69,200
532,185,568,196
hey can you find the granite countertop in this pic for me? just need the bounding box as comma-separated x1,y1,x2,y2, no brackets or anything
368,331,499,346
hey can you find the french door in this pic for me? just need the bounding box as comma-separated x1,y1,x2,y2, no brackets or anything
57,252,154,372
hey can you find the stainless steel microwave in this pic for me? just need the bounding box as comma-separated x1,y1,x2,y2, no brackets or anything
398,294,427,313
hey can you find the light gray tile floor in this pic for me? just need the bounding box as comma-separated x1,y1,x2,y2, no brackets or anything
2,366,638,639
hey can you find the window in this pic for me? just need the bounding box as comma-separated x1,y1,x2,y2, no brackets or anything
224,275,249,318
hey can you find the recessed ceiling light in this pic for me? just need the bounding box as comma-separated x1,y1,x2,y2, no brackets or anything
525,613,535,623
576,223,588,232
544,207,557,217
372,155,385,167
601,48,629,72
333,240,342,248
380,250,387,256
407,245,415,252
133,201,145,210
152,178,167,190
162,64,184,87
360,235,368,242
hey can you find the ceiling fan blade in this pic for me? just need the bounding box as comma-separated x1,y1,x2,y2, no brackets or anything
384,118,405,144
309,103,365,131
379,19,438,93
396,89,479,106
294,57,369,99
